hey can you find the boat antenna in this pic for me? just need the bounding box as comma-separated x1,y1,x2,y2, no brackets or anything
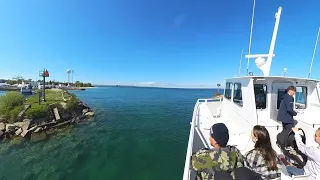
239,49,243,76
308,26,320,79
246,0,256,75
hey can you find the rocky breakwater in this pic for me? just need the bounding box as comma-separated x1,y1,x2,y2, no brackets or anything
0,89,95,142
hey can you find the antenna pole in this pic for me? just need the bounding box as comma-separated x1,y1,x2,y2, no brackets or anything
239,49,243,76
246,0,256,75
264,7,282,76
308,26,320,79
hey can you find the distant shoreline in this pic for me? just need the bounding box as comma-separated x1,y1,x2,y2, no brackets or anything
94,85,220,90
80,86,97,89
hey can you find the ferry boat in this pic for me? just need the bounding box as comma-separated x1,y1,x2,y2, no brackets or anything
183,5,320,180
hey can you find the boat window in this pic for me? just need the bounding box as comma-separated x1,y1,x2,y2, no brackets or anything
277,89,287,109
233,83,243,106
296,86,307,109
254,84,267,109
224,82,232,100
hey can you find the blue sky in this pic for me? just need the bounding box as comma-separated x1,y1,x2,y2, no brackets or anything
0,0,320,87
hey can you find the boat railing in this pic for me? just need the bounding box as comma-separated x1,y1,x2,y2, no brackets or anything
182,102,201,180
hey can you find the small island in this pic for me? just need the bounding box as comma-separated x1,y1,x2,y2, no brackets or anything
0,89,95,142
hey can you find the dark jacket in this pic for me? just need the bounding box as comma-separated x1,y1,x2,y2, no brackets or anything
277,93,297,123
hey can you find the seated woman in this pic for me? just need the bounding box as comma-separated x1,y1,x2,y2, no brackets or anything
245,125,282,179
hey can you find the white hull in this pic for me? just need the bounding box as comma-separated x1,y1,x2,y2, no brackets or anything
183,98,313,180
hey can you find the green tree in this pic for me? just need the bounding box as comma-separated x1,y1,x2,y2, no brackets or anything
74,81,81,87
0,92,24,123
7,80,16,85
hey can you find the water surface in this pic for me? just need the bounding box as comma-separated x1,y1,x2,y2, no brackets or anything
0,87,217,180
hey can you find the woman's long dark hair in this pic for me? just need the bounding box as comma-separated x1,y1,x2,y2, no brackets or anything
253,125,278,171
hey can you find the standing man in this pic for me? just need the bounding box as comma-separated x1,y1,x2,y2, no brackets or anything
277,86,297,130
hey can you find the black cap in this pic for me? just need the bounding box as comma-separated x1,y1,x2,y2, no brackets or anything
210,123,229,147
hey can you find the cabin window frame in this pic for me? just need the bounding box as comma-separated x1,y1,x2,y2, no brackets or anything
224,82,233,100
295,86,308,109
254,84,268,110
233,82,243,107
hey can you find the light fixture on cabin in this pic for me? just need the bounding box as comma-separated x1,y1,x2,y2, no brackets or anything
249,72,253,76
283,68,287,77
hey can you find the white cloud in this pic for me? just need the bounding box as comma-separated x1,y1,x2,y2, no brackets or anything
139,82,156,85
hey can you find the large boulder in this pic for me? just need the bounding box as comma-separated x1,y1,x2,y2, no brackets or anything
6,124,16,132
20,130,30,137
53,108,61,122
82,109,89,114
85,112,95,117
0,122,5,131
17,104,31,120
29,126,38,132
34,127,43,133
14,119,31,131
15,128,22,136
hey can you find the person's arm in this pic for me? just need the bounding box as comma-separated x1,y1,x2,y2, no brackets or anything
235,148,245,168
293,130,317,160
286,96,297,116
191,149,216,172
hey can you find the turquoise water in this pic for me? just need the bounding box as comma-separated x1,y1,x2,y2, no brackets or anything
0,87,217,180
0,91,5,96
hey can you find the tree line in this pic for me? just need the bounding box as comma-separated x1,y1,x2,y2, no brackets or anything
2,76,93,87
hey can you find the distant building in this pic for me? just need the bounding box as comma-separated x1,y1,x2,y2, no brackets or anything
0,79,7,83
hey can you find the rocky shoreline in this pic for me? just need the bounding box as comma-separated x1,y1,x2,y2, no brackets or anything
0,90,95,142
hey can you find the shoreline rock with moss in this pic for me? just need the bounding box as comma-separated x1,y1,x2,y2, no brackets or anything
0,89,95,141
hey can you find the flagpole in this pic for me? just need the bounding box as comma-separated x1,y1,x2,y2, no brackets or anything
246,0,256,75
308,26,320,79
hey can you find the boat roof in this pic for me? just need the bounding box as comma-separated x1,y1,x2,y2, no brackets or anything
225,76,320,82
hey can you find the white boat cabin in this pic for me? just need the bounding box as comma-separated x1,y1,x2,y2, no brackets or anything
222,76,320,154
183,76,320,180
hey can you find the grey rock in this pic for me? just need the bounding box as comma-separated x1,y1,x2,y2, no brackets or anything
0,130,3,137
82,109,89,114
85,112,95,117
75,117,81,123
78,114,86,120
51,120,71,128
15,128,22,135
17,104,31,120
34,127,43,133
14,119,31,130
20,130,30,137
0,122,5,131
29,126,38,132
23,119,32,122
6,124,16,132
53,108,61,122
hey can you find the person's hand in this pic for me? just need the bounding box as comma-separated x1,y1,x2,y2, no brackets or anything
292,127,299,132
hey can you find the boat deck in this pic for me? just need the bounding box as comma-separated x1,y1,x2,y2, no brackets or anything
186,100,310,180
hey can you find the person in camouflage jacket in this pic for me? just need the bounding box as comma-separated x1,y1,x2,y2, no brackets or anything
191,123,245,180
